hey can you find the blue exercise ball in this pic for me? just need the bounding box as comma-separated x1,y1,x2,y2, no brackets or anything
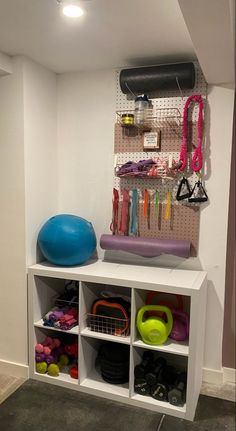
38,214,97,266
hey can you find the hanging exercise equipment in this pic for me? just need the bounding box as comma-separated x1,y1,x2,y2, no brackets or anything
178,94,204,173
130,189,138,236
188,178,208,203
119,189,130,235
110,188,119,235
119,62,195,95
177,94,208,203
176,177,192,201
165,191,171,221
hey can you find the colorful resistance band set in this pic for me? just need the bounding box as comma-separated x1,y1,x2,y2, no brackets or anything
111,95,208,236
110,188,172,236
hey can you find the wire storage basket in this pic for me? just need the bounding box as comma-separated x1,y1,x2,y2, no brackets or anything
87,313,130,337
116,108,182,132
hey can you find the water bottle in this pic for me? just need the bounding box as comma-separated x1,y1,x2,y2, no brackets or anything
134,94,150,125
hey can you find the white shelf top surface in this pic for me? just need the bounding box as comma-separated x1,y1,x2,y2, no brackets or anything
133,339,189,357
81,327,131,344
34,319,78,335
34,371,78,385
29,259,206,292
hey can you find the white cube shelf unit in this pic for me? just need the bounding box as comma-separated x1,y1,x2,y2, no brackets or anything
28,259,207,421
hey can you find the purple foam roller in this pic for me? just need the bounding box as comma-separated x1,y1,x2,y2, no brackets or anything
100,235,191,258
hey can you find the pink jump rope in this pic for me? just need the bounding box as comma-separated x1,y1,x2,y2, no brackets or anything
177,95,208,202
179,94,203,173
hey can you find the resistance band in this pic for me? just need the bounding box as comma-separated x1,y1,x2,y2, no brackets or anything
179,95,204,173
165,191,171,221
143,189,149,218
154,190,159,218
130,189,138,236
110,188,119,235
119,189,130,235
143,189,151,229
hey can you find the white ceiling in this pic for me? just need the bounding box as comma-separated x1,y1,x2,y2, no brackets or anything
179,0,235,86
0,0,196,73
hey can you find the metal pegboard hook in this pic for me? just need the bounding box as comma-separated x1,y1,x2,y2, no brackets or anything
176,76,184,100
125,82,138,98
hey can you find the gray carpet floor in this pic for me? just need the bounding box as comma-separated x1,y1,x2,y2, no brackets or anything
0,380,235,431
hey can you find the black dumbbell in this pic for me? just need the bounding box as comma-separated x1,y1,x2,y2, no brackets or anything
134,377,150,396
150,366,177,402
168,372,187,406
150,367,168,401
134,351,154,379
145,357,166,386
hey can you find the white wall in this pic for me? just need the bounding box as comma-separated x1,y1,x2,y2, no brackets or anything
57,70,234,376
23,57,58,266
172,86,234,375
195,86,234,371
57,69,116,250
0,58,27,369
0,56,57,376
0,52,12,76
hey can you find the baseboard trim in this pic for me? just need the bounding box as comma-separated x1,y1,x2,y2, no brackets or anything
0,359,29,379
223,367,236,383
202,367,224,385
203,366,236,385
0,361,234,387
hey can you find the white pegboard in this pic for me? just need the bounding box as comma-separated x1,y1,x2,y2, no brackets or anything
112,61,208,254
114,61,208,202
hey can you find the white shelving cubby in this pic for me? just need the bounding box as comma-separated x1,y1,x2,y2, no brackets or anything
28,259,207,421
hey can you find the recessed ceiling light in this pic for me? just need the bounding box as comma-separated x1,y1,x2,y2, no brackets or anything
57,0,86,18
62,4,84,18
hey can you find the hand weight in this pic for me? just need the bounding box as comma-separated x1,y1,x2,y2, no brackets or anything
134,377,150,396
145,357,166,386
134,351,154,379
150,366,177,402
168,372,187,406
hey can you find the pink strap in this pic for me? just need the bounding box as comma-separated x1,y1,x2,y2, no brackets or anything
179,95,204,173
110,188,119,234
119,189,130,234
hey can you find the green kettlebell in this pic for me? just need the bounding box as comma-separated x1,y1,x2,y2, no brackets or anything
137,305,173,345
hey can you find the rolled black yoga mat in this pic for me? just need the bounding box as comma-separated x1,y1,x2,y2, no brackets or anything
120,62,195,94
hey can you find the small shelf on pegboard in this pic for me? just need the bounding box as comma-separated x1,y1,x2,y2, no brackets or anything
115,156,179,180
116,108,182,135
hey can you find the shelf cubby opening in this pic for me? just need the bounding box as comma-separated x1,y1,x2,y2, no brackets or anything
79,337,130,398
80,281,131,342
131,346,188,411
34,327,79,384
33,275,79,333
133,289,190,356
